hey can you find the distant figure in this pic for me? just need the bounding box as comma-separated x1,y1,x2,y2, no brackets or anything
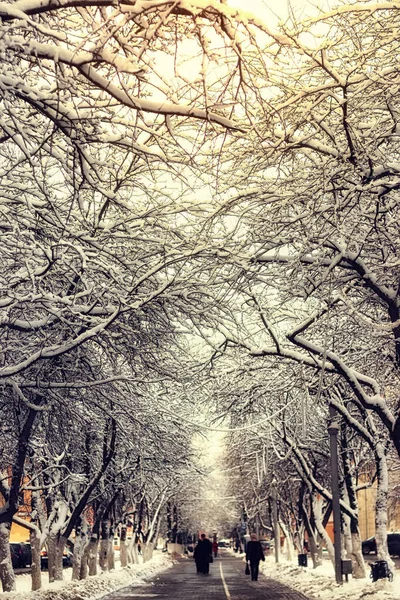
194,534,213,574
245,533,265,581
234,538,241,553
212,540,218,558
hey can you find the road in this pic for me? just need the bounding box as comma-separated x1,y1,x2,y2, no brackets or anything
101,550,312,600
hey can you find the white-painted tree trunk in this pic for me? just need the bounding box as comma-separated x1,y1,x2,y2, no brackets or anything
87,538,99,576
127,534,141,564
374,443,394,568
307,535,321,569
131,542,139,564
143,541,154,563
29,528,42,591
126,538,134,565
99,539,109,572
142,490,165,562
72,529,89,580
120,525,128,567
0,523,15,592
279,521,294,561
167,542,184,555
350,531,367,579
80,544,89,580
341,489,365,578
120,540,128,567
311,494,329,567
47,536,64,582
342,504,353,559
107,540,115,570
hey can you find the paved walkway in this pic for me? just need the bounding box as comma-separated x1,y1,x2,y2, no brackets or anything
102,550,312,599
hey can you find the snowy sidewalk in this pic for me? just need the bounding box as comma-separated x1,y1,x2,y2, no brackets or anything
0,553,173,600
259,554,400,600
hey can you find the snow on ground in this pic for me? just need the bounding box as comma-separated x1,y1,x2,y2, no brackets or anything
4,550,400,600
0,553,173,600
259,553,400,600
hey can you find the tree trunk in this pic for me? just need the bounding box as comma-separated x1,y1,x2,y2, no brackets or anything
143,541,153,563
120,525,128,567
99,519,110,572
131,539,139,564
0,407,38,591
72,525,88,581
172,504,178,543
87,538,99,576
342,509,352,559
107,540,115,570
374,443,394,568
0,523,15,592
166,502,172,543
29,487,45,591
80,543,89,580
350,531,366,579
307,496,324,568
30,528,42,591
341,424,366,578
279,521,294,561
271,490,280,563
99,540,109,572
153,517,162,551
308,534,321,569
47,535,64,582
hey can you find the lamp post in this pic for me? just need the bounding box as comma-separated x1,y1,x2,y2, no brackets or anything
52,244,63,261
328,405,343,585
271,478,280,564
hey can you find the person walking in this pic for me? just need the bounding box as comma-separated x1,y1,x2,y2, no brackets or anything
212,540,218,558
194,534,213,574
245,533,265,581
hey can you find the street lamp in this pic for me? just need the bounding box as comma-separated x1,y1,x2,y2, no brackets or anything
52,244,63,261
270,478,280,564
328,405,343,585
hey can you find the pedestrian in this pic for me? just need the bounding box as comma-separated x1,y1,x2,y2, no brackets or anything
245,533,265,581
212,540,218,558
194,534,213,574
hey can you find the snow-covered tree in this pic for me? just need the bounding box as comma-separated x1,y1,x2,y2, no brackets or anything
213,1,400,457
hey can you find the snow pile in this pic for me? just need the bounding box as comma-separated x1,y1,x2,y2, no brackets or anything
0,553,173,600
260,556,400,600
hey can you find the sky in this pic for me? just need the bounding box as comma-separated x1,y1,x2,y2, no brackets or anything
231,0,335,23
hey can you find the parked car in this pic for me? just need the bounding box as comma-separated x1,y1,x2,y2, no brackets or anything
9,542,32,569
40,547,73,569
362,533,400,557
217,541,228,548
10,544,19,569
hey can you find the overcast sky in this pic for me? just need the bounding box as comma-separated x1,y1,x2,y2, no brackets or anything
232,0,335,23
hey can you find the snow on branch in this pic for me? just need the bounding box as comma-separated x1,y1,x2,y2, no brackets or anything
0,306,120,378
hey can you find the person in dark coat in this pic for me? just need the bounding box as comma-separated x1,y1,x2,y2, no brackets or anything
194,534,213,574
245,533,265,581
